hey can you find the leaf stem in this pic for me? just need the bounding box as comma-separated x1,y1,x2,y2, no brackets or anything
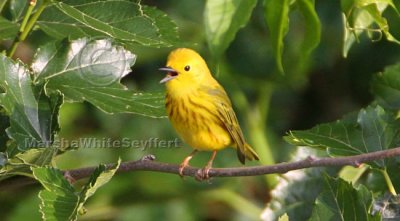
19,0,36,33
7,0,47,57
381,168,397,195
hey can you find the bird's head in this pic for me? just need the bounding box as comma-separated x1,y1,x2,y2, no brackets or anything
159,48,212,89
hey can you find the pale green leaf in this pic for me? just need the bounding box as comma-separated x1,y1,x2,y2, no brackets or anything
341,0,399,57
0,147,57,179
204,0,257,58
78,159,120,211
278,214,289,221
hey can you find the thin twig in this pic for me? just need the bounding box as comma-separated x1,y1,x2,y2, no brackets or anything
1,147,400,190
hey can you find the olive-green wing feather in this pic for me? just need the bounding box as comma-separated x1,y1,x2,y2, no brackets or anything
206,87,248,164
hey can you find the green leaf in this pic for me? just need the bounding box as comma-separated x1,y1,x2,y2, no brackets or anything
32,38,165,117
0,147,57,179
32,167,80,221
296,0,321,56
0,17,19,40
8,0,29,22
0,55,62,150
285,105,400,168
264,0,290,73
8,148,55,166
78,159,120,210
37,0,178,47
372,63,400,109
204,0,257,58
338,164,369,184
33,160,120,221
341,0,399,57
309,175,380,221
261,147,335,221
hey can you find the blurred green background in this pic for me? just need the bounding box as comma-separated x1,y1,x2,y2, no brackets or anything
2,0,400,220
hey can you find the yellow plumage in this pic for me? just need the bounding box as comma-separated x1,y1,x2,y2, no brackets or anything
160,48,259,178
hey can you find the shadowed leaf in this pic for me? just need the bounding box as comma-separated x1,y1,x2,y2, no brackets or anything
285,105,400,168
37,0,178,47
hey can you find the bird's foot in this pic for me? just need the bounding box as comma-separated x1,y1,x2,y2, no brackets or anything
63,171,76,184
195,166,212,182
178,161,189,177
178,150,198,178
195,150,217,182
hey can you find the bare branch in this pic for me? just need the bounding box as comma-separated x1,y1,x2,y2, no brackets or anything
67,147,400,180
1,147,400,190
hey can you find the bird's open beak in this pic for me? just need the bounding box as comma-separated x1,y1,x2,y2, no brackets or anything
159,67,178,83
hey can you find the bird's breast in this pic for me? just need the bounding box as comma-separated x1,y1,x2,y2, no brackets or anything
165,92,232,151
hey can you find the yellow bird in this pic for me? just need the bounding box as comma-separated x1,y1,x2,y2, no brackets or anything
159,48,259,179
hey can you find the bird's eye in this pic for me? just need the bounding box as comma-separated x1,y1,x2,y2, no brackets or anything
184,65,190,71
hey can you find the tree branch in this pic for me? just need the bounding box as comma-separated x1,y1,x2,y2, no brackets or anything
1,147,400,190
67,147,400,180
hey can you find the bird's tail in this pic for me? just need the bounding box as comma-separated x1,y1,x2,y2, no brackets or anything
237,143,259,164
244,143,259,161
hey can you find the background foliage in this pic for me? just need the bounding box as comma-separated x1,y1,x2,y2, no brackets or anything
1,0,400,220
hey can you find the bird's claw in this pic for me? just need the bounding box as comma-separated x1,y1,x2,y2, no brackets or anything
63,171,76,184
178,163,187,177
195,167,212,182
178,150,197,178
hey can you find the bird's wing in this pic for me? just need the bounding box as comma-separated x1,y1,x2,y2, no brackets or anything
206,87,247,164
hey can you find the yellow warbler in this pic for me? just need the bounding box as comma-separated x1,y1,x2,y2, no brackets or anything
159,48,259,179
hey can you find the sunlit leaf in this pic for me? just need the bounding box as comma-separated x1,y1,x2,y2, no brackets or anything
341,0,399,57
309,175,380,221
278,214,289,221
32,38,165,117
0,147,57,179
204,0,257,58
33,160,120,221
37,0,178,47
78,159,120,207
0,55,62,150
264,0,290,73
33,167,79,221
285,105,400,168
